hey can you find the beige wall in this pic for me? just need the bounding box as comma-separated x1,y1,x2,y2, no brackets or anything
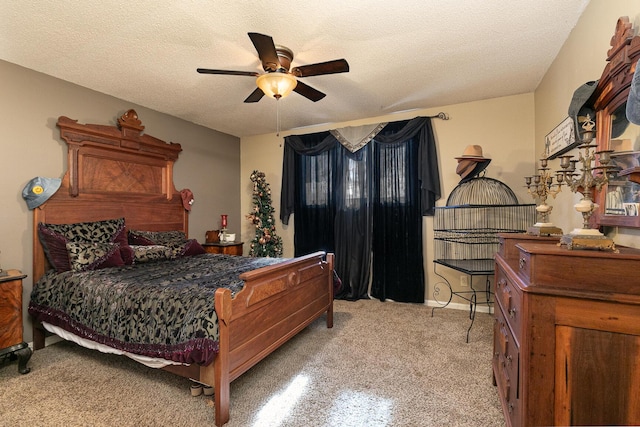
536,0,640,246
241,1,640,305
241,94,536,305
0,60,241,342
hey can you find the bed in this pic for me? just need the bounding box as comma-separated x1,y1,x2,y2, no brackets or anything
28,109,334,426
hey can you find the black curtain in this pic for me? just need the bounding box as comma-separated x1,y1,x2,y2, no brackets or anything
282,131,338,257
281,117,440,302
369,121,425,302
333,142,373,300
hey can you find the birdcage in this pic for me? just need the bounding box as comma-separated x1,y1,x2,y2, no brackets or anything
433,177,536,273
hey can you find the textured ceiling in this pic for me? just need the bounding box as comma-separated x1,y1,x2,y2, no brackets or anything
1,1,590,137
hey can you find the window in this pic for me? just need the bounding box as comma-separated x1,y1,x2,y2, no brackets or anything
377,143,407,204
303,153,329,206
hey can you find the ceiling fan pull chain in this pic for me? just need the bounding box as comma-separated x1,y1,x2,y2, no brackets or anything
276,99,281,137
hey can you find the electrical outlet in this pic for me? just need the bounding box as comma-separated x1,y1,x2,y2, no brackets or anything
460,275,468,287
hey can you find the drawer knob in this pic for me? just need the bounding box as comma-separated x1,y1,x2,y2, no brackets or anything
508,308,517,318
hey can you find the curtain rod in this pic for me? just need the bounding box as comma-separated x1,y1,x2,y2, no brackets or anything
428,112,449,120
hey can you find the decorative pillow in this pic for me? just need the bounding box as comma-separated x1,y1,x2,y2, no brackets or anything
120,244,135,266
128,230,205,258
127,231,156,246
130,245,174,264
38,218,128,272
66,242,125,272
166,239,207,258
128,230,187,246
38,225,74,272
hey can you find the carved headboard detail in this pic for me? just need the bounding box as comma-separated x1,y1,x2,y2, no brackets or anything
33,109,188,281
57,109,182,198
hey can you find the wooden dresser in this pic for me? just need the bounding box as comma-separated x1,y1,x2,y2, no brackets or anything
493,242,640,426
0,270,32,374
202,242,244,256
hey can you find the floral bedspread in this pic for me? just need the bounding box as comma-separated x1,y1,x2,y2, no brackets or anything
28,254,286,365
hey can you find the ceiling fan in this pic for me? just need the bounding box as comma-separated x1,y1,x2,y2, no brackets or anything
197,32,349,103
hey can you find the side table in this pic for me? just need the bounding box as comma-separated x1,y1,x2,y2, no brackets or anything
430,259,494,343
0,269,32,374
202,242,244,256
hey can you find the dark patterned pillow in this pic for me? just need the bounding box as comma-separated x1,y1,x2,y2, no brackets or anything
120,244,135,266
66,242,125,272
166,239,207,258
131,245,173,264
38,218,128,272
128,230,186,246
128,230,205,258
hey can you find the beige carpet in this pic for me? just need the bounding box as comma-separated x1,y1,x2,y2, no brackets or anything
0,299,504,427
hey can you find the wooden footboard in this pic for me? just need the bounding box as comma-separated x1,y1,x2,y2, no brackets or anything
204,251,334,426
150,251,334,426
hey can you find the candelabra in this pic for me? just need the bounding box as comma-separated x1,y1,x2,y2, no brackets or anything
556,120,617,250
524,157,564,236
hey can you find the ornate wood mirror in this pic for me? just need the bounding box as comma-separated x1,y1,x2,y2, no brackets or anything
592,16,640,229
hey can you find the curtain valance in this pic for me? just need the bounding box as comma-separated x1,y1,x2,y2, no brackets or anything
330,123,387,153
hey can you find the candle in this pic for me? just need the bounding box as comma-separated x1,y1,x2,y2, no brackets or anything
221,214,228,228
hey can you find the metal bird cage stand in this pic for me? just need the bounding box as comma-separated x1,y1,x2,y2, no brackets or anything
431,177,536,341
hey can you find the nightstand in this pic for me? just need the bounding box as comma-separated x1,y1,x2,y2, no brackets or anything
202,242,244,256
0,269,32,374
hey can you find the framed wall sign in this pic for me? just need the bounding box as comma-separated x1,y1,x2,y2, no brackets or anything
544,116,577,159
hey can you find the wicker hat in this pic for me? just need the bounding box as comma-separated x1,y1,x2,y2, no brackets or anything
22,177,61,210
455,145,491,183
455,145,490,161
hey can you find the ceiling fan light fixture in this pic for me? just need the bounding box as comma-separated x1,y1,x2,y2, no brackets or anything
256,72,297,100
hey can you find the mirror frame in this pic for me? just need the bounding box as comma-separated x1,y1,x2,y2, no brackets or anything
592,16,640,229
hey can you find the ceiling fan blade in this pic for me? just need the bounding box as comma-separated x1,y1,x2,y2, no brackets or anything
244,87,265,103
294,81,326,102
291,59,349,77
197,68,259,77
248,32,281,72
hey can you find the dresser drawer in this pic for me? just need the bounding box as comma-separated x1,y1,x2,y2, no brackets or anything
493,309,521,426
498,233,529,269
495,267,523,344
498,233,559,272
494,308,519,386
514,242,640,292
0,271,27,350
515,249,532,284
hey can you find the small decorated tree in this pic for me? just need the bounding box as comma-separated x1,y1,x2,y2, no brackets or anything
246,170,283,257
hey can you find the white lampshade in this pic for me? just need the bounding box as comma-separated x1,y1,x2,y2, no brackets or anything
256,72,297,100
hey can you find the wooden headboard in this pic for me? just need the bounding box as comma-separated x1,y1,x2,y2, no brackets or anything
33,109,188,281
